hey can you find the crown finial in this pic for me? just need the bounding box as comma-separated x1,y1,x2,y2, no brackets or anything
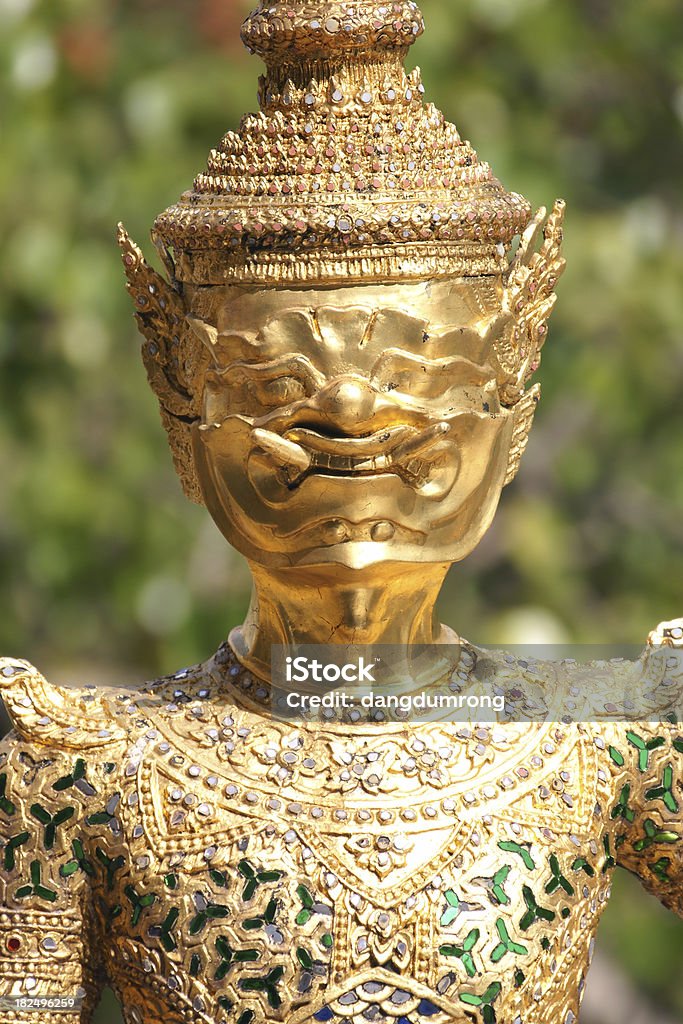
241,1,424,68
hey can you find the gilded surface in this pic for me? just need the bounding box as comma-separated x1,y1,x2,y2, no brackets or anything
2,1,683,1023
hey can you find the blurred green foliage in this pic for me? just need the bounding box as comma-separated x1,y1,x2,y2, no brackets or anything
1,0,683,1021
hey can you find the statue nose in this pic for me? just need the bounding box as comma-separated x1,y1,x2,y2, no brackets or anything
312,375,386,435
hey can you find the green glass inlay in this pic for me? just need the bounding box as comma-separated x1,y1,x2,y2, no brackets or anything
215,937,261,981
498,840,535,870
632,819,680,852
84,807,116,827
650,857,671,883
3,831,29,871
571,856,595,877
15,859,57,902
492,865,512,905
158,907,179,952
602,835,616,873
96,847,125,888
491,919,528,962
60,838,94,878
124,884,156,927
460,981,502,1021
238,859,283,901
297,947,313,969
239,966,284,1009
626,732,665,772
52,759,87,792
296,884,315,925
30,802,74,850
608,746,624,767
244,896,278,932
0,774,16,816
519,885,555,930
440,889,461,926
611,784,635,823
439,928,480,977
190,899,230,935
645,764,679,813
545,854,575,896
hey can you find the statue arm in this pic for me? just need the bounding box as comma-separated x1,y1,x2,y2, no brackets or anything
0,731,108,1021
1,659,127,1021
609,622,683,915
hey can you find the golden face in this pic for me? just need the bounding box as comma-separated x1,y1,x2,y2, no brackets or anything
190,278,518,570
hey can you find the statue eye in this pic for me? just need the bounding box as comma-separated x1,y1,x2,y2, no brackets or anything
250,375,307,408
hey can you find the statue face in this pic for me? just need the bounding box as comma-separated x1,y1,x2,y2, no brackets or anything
191,278,517,569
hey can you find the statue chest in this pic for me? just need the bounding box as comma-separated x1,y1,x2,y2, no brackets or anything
92,708,613,1024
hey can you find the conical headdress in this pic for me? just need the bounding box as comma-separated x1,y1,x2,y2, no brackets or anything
120,1,566,503
153,0,533,285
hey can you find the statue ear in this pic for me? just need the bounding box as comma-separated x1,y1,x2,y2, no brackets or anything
504,384,540,486
117,224,206,504
495,200,566,402
187,317,220,357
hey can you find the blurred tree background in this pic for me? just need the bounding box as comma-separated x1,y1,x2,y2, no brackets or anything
1,0,682,1021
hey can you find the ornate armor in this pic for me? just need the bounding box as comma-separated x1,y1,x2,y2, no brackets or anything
2,642,683,1023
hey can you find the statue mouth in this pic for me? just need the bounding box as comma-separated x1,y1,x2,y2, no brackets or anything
252,422,451,489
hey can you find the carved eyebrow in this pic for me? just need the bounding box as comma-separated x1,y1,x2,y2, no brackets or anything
220,353,326,389
370,348,495,386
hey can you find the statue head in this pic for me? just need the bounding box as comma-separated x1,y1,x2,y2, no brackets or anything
119,0,565,573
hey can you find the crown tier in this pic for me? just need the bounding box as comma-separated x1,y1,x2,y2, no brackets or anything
152,2,532,285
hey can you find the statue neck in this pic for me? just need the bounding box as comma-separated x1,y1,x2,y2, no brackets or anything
229,562,456,680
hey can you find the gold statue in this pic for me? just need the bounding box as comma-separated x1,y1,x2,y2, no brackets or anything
2,3,683,1023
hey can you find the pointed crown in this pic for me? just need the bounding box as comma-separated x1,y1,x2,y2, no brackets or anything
152,1,533,285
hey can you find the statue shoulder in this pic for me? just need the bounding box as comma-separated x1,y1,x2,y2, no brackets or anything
637,617,683,710
0,656,128,751
468,631,683,723
581,618,683,729
647,617,683,651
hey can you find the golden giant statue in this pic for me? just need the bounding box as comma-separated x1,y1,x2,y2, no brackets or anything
1,3,682,1023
